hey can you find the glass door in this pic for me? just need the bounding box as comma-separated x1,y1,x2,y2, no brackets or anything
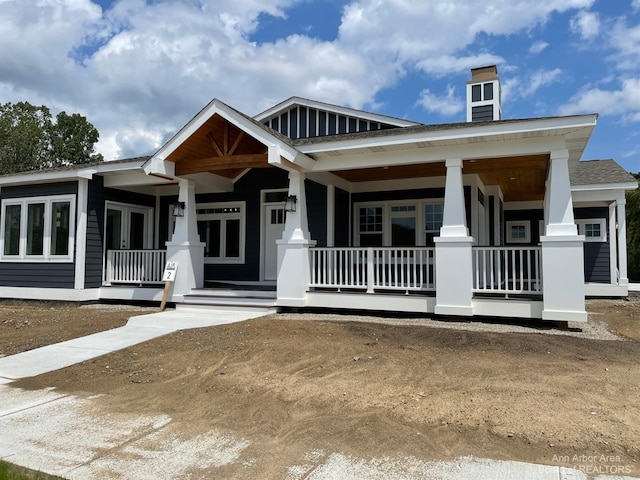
105,203,152,251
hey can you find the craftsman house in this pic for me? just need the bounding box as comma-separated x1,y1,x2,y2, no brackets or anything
0,66,636,322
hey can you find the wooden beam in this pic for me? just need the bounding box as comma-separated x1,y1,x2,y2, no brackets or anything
207,132,224,158
175,153,269,175
229,131,245,156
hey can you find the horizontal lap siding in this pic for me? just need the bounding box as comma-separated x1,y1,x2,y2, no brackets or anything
0,182,78,288
84,178,157,288
575,207,610,283
335,188,350,247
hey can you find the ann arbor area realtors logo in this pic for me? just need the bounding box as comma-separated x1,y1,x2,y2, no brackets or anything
552,454,633,475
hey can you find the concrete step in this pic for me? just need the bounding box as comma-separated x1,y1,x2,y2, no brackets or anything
179,288,278,314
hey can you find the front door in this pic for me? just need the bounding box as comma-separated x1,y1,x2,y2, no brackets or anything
105,203,152,251
263,204,286,280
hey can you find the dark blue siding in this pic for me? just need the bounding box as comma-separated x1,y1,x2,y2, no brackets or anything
504,209,544,245
353,188,445,204
334,188,350,247
306,180,327,246
200,168,288,282
575,207,610,283
0,182,78,288
84,178,157,288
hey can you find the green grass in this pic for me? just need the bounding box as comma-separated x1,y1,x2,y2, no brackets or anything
0,461,65,480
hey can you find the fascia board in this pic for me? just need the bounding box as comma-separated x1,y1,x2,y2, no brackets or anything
297,115,598,155
571,182,638,192
0,169,94,186
254,96,419,127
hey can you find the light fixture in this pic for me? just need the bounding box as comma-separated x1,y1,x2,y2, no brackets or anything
172,202,185,217
285,195,297,213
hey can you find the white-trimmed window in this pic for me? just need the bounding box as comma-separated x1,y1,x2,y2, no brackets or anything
576,219,606,242
197,202,245,263
506,220,530,243
1,195,75,262
357,205,384,246
424,202,444,246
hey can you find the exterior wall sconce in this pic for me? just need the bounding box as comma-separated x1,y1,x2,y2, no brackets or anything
285,195,297,212
172,202,186,217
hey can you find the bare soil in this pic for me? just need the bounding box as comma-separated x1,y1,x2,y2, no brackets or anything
3,298,640,477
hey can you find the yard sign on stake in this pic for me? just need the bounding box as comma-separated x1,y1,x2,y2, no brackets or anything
160,262,178,311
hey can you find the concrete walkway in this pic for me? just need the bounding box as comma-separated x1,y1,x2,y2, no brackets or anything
0,308,637,479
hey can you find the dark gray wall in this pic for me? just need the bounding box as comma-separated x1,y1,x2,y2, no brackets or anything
575,207,610,284
0,182,78,288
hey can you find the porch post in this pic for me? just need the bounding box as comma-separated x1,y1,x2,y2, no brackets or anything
617,198,629,286
277,170,316,306
434,158,474,316
541,149,587,322
165,178,205,300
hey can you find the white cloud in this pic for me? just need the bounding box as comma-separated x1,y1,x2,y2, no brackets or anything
529,40,549,54
415,86,464,117
558,78,640,121
0,0,600,159
608,19,640,71
633,0,640,11
569,10,600,40
502,68,564,101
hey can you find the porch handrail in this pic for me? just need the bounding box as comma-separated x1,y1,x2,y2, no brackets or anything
310,247,436,293
105,249,167,285
472,246,542,295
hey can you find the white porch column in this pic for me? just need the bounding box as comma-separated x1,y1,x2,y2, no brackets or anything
277,171,316,306
165,179,205,300
617,198,629,286
609,202,618,285
541,150,586,322
435,158,474,316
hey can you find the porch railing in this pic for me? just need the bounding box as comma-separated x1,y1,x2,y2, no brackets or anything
472,246,542,295
105,249,167,285
310,247,436,293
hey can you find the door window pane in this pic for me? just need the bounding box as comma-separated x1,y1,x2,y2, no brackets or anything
50,201,70,255
106,209,122,250
3,204,21,255
225,219,241,258
27,203,45,255
129,211,146,249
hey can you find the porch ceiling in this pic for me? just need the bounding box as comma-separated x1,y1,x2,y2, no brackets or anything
332,154,549,202
166,113,272,178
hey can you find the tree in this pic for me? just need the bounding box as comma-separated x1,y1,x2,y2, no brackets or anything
47,111,103,168
0,102,51,174
0,101,103,175
627,172,640,282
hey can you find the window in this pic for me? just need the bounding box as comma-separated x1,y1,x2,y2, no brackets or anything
196,202,245,263
358,206,383,246
576,219,606,242
471,82,495,102
424,203,443,245
0,195,75,261
506,221,531,243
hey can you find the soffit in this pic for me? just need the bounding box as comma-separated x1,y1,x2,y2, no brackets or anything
332,154,549,202
166,113,272,179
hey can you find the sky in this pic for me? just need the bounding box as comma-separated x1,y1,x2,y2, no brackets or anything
0,0,639,173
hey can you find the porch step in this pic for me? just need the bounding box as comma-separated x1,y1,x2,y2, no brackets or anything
179,288,278,314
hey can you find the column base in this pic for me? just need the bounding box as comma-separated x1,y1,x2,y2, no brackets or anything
165,241,205,299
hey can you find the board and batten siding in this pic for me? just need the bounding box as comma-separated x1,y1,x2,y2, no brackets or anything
305,179,327,247
197,168,289,282
263,105,396,140
0,181,78,288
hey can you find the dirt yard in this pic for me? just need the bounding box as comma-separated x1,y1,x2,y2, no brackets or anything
2,298,640,477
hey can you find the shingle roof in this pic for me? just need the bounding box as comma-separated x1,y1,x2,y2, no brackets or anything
0,155,151,179
570,159,637,186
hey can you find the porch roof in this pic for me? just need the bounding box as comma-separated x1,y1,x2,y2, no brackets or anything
144,99,314,180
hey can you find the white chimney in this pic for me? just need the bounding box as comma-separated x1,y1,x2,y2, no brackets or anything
466,65,501,122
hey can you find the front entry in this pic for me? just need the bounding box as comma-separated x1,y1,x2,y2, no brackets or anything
263,203,286,281
105,202,153,251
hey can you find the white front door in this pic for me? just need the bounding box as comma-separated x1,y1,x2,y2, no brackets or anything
263,204,286,280
105,203,153,250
